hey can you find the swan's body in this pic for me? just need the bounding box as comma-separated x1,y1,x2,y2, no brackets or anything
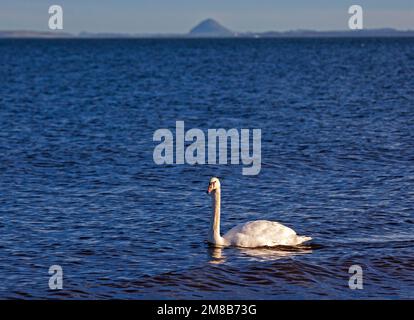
207,177,312,248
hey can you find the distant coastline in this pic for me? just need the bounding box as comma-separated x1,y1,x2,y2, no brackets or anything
1,18,414,38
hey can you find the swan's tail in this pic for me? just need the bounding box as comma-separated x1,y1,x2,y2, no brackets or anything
296,236,312,244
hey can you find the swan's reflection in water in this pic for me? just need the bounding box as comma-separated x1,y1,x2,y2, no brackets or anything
239,245,313,262
208,246,227,264
208,245,312,264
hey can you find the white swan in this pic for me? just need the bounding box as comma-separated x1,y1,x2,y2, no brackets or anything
206,177,312,247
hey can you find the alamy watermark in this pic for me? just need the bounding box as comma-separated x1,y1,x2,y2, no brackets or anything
153,121,261,175
348,5,363,30
348,264,363,290
48,5,63,30
48,265,63,290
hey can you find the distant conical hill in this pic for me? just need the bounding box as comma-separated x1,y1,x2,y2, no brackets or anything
189,18,234,37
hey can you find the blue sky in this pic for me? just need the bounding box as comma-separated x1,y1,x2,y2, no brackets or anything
0,0,413,33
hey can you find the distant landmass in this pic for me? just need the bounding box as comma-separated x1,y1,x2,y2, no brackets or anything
1,18,414,38
189,18,234,37
0,30,72,38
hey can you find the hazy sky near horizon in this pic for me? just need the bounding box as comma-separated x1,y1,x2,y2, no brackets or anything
0,0,413,33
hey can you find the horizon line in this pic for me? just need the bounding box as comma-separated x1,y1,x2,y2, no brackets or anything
1,27,414,38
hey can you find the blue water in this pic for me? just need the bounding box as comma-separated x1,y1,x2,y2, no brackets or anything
0,38,413,299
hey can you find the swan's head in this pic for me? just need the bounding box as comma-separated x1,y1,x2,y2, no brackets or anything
207,177,221,194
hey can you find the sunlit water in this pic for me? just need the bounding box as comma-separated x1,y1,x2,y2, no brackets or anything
0,38,413,299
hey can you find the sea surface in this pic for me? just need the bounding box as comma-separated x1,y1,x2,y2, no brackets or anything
0,38,413,299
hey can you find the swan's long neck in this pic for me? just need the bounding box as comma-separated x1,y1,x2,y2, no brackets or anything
209,189,224,245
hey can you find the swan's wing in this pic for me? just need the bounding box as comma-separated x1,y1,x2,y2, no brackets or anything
223,220,300,247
